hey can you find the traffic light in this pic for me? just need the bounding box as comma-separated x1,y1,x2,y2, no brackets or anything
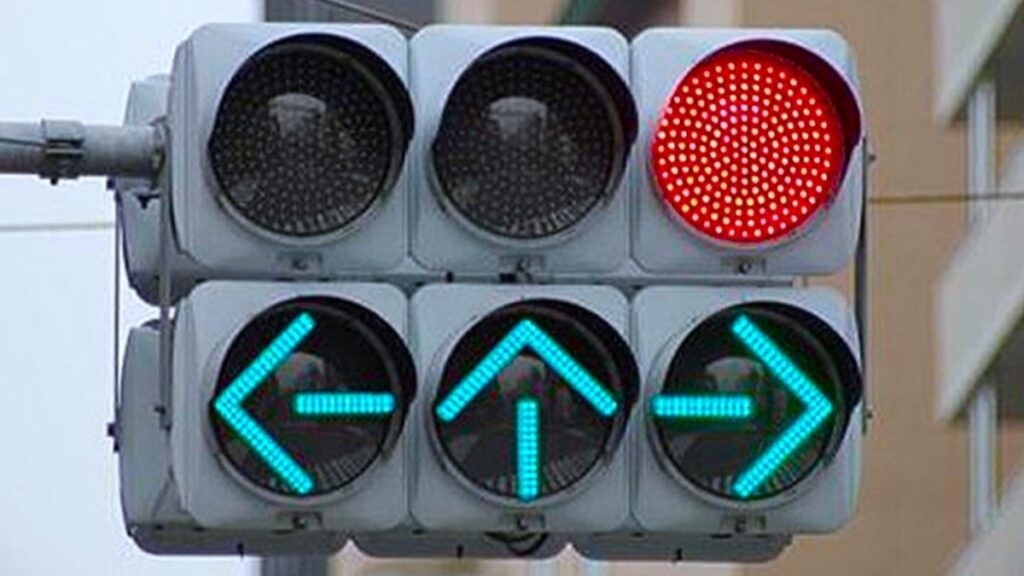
589,287,862,562
111,23,424,556
643,296,859,505
360,25,643,558
409,26,637,275
87,22,867,562
631,29,863,275
118,322,348,555
577,28,865,562
170,282,415,538
404,285,639,538
155,24,414,301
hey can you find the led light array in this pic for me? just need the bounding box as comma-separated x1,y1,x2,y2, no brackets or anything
216,403,314,495
434,321,531,422
652,48,846,245
214,312,317,407
293,392,397,417
651,395,754,419
435,319,618,423
732,409,827,499
517,320,619,418
516,397,542,502
731,315,831,411
730,314,833,498
212,312,318,495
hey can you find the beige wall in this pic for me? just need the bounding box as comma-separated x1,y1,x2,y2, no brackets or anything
443,0,569,25
333,553,523,576
684,0,740,27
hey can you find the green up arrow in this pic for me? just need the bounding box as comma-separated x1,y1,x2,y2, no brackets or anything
434,318,618,502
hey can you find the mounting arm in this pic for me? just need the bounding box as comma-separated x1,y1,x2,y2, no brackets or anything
0,120,164,183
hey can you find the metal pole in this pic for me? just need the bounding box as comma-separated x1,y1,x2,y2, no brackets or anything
856,141,871,430
969,383,998,534
0,120,162,182
967,80,996,226
966,77,999,535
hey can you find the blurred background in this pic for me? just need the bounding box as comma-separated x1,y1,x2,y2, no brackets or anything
1,0,1022,574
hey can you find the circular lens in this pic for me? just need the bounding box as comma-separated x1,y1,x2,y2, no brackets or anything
433,300,637,503
649,303,859,502
432,41,633,241
210,297,414,499
209,37,403,239
652,45,851,245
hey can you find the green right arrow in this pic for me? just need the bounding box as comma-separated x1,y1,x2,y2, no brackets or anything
729,314,834,499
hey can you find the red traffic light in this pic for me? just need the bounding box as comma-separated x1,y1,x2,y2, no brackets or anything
651,41,860,246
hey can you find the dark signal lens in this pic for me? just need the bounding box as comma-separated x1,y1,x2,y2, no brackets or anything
652,43,858,245
210,297,415,499
432,39,637,241
432,300,638,503
649,303,860,501
209,35,413,239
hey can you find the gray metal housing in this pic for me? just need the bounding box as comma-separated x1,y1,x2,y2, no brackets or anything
118,324,346,555
409,25,634,275
630,29,864,276
169,24,412,280
629,286,862,536
114,75,206,305
356,531,568,559
170,281,411,532
407,284,635,533
573,532,792,563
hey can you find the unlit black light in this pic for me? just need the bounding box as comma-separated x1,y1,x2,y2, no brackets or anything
432,39,637,241
209,35,412,239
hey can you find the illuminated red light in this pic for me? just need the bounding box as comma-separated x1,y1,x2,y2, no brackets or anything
652,45,850,245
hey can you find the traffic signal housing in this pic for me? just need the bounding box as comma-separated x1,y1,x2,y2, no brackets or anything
619,286,862,560
168,24,414,286
407,285,639,538
410,26,638,275
102,23,869,563
169,282,416,536
631,29,863,276
118,323,348,555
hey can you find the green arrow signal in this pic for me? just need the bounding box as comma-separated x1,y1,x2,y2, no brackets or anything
212,313,318,495
651,314,835,500
435,319,619,421
651,394,754,420
293,392,396,416
729,314,834,499
435,318,619,502
212,313,397,496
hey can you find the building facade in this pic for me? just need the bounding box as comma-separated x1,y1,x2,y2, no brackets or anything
933,0,1024,574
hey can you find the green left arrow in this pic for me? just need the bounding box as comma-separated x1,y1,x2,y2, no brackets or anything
213,313,318,495
212,312,396,496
